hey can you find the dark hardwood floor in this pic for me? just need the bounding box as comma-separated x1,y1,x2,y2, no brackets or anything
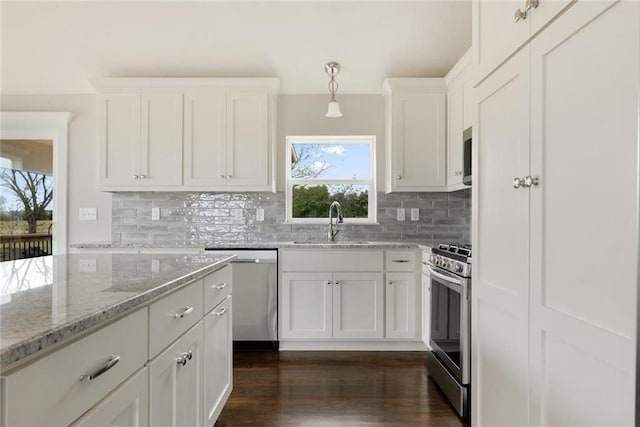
216,351,468,426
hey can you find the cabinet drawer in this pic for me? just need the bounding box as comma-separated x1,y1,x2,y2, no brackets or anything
204,265,233,314
149,280,204,357
385,250,417,271
281,250,383,272
2,308,148,427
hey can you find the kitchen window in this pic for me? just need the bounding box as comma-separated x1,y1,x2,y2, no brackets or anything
285,136,376,224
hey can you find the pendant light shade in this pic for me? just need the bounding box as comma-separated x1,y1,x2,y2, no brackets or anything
326,101,342,118
325,62,343,118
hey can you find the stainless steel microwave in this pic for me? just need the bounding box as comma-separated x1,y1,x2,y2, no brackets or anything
463,127,472,186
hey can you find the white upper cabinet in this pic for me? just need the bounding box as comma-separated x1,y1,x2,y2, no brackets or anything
183,90,227,188
473,0,574,80
140,92,183,187
444,49,472,190
98,91,182,189
383,78,447,192
94,78,279,192
225,89,270,189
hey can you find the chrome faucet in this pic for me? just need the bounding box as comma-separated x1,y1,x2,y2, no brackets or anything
328,201,344,242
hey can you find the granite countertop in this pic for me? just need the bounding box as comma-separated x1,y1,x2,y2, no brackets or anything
0,253,235,369
71,240,429,250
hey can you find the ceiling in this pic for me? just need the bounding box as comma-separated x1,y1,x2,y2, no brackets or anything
0,1,472,95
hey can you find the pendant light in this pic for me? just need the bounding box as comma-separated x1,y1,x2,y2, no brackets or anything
325,62,343,118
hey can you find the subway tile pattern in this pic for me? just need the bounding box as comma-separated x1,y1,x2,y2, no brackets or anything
111,190,471,246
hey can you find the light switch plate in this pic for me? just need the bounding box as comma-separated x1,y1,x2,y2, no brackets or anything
151,207,160,221
79,259,97,273
256,208,265,222
411,208,419,221
151,259,160,273
79,208,97,221
397,208,406,221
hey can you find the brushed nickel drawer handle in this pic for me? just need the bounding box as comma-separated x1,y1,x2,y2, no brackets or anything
214,307,229,317
392,260,410,263
213,282,228,290
173,306,194,319
80,355,120,381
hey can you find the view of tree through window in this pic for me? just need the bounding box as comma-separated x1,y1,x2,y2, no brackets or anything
286,137,376,223
0,139,54,261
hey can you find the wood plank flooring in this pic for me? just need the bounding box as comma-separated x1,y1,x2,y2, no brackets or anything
216,351,468,426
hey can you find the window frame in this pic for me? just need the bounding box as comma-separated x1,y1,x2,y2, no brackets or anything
285,135,377,224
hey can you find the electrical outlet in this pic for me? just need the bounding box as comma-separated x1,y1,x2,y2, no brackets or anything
79,259,97,273
411,208,420,221
397,208,406,221
79,208,97,221
151,259,160,273
151,207,160,221
256,208,265,222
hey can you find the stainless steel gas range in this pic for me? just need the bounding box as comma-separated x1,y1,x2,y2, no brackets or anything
426,243,472,418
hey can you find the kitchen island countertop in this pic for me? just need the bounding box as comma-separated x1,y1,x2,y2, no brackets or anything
0,253,235,370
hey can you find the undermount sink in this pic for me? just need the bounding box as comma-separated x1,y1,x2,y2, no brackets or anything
292,241,371,245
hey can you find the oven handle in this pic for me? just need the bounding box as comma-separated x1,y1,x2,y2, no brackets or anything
427,266,465,289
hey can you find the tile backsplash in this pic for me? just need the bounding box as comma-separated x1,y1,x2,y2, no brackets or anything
111,190,471,246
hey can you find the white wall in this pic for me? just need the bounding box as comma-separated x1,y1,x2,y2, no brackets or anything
276,94,385,192
1,95,112,246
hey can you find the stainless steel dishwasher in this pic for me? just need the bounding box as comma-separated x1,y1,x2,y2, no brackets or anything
204,248,278,350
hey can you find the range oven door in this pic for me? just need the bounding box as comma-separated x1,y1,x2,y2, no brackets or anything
428,265,470,385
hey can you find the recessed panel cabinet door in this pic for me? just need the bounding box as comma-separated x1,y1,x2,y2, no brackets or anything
139,92,183,187
528,2,638,425
149,322,203,427
203,296,233,426
98,93,141,187
472,47,530,427
183,91,227,187
225,89,269,188
385,272,416,339
333,272,384,339
447,85,465,186
281,272,332,339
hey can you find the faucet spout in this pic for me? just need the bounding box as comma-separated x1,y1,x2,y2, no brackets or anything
328,201,344,242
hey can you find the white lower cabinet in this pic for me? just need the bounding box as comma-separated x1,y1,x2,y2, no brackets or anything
203,296,233,426
149,321,204,427
281,272,384,340
385,272,416,339
72,368,149,427
280,249,422,348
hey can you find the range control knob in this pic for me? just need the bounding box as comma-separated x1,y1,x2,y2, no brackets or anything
454,263,464,273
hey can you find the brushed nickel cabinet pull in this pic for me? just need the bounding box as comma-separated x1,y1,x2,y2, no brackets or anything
80,355,120,381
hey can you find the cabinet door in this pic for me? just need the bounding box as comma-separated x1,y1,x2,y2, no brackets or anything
530,0,574,36
97,93,141,187
385,272,416,339
333,272,384,339
447,84,465,186
203,296,233,426
71,368,149,427
225,89,270,188
183,90,227,187
390,91,446,191
149,322,203,427
281,272,332,339
472,48,530,427
139,92,183,187
528,2,638,425
473,0,530,78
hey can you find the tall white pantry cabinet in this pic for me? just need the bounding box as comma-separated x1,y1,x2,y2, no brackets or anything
472,1,639,426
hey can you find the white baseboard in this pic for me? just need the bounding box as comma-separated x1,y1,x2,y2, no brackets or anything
279,340,428,351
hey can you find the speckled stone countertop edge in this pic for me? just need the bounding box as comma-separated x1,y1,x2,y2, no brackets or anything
1,255,235,370
70,241,431,250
